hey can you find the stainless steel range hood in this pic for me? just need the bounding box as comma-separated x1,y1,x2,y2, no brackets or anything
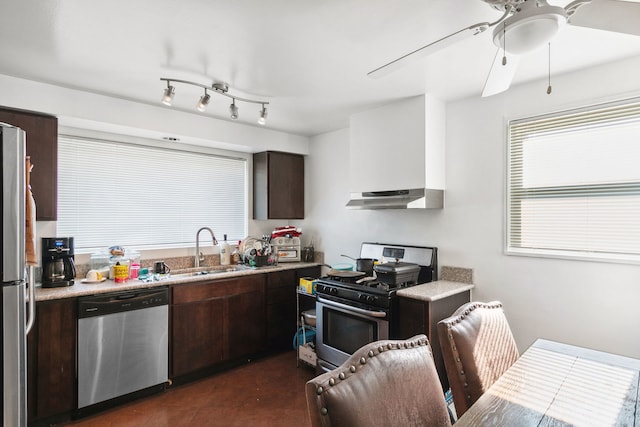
346,188,444,210
347,94,446,210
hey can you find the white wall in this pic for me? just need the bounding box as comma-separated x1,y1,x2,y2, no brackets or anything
305,55,640,359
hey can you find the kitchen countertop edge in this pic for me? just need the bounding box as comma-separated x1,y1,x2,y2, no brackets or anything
396,280,475,302
35,262,321,302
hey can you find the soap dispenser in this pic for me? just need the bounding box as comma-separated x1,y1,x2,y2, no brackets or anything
220,234,231,266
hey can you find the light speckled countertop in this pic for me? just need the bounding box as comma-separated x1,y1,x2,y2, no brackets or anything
35,262,321,301
396,280,474,302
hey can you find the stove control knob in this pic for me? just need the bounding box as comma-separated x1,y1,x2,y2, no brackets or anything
329,287,338,295
366,295,376,303
358,293,367,301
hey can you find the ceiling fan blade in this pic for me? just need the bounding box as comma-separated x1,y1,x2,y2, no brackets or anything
482,49,520,97
567,0,640,36
368,22,490,79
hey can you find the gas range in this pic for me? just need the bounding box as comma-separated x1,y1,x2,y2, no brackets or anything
315,276,420,309
315,242,438,373
316,242,438,310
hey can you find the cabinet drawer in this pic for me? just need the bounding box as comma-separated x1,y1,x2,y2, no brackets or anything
266,270,296,290
172,275,265,304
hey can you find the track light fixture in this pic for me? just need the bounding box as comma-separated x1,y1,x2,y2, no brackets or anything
161,81,175,106
258,104,268,125
229,99,239,120
160,78,269,125
196,89,210,112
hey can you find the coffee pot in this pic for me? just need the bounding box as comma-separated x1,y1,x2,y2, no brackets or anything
41,237,76,288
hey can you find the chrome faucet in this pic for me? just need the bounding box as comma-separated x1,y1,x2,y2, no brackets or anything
195,227,218,268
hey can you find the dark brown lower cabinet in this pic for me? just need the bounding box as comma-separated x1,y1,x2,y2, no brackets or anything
171,275,266,377
27,298,77,423
265,266,321,352
397,290,471,392
266,270,297,351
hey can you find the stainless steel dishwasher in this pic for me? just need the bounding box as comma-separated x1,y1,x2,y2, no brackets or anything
77,287,169,410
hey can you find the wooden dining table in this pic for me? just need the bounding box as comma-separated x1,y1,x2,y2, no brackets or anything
454,338,640,426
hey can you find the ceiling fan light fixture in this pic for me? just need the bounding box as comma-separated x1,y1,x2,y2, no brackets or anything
493,3,567,55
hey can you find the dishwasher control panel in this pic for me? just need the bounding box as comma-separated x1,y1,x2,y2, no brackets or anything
78,287,169,318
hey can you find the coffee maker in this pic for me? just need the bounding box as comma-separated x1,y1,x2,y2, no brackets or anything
41,237,76,288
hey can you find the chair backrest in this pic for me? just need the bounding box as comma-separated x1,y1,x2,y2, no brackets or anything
437,301,519,417
305,335,451,427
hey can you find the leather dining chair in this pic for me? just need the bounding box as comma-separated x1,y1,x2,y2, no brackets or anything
305,335,452,427
437,301,519,418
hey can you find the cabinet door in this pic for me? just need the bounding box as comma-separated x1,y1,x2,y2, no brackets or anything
253,151,304,219
0,107,58,220
27,298,77,420
224,280,266,360
266,270,297,351
171,294,224,377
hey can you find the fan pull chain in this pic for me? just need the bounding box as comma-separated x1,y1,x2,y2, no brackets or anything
502,23,507,66
547,42,552,94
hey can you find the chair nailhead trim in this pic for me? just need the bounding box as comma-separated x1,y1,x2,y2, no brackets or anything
312,337,430,397
321,408,328,416
440,301,505,406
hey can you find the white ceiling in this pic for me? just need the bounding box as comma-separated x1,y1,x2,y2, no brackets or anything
1,0,640,137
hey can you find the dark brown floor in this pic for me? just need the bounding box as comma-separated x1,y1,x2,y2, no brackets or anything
63,351,316,427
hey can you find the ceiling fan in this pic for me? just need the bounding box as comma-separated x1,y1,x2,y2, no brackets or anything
368,0,640,97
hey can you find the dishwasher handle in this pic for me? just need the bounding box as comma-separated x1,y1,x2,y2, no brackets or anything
78,287,169,318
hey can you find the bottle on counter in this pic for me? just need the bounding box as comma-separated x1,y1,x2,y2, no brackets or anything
220,234,231,266
231,242,240,265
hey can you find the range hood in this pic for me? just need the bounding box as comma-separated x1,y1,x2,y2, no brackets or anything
347,94,445,210
346,188,444,210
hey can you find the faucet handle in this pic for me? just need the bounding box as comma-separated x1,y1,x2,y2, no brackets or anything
199,252,205,263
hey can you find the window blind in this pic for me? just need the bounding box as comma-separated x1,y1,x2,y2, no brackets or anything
57,136,247,252
507,98,640,262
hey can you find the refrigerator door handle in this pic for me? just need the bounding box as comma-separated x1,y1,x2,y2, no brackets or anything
26,266,36,334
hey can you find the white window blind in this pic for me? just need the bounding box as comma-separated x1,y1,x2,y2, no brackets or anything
57,136,247,253
507,98,640,263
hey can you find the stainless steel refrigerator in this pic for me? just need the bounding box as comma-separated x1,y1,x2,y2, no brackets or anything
2,123,35,427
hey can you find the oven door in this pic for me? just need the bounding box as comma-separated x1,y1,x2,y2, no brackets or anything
316,296,389,372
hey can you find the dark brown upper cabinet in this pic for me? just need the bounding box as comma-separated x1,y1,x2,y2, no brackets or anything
253,151,304,220
0,106,58,221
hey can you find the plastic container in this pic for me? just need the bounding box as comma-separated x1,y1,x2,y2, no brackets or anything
220,234,231,266
90,252,110,271
113,261,129,283
109,256,130,280
126,249,141,279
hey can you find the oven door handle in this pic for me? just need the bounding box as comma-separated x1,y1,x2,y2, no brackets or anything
317,297,387,318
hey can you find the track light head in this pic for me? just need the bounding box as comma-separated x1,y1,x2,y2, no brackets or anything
161,84,175,106
258,105,268,125
196,91,210,112
229,99,239,120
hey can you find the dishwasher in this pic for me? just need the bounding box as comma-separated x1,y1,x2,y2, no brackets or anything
77,287,169,411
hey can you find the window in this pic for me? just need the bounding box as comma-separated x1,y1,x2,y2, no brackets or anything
507,98,640,263
57,135,247,253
